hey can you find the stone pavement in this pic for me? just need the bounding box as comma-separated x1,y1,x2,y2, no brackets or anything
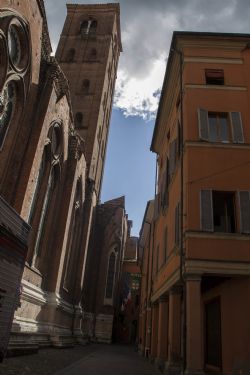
0,344,160,375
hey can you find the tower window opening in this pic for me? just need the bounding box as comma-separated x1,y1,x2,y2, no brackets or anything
80,20,89,35
89,20,97,34
75,112,83,128
82,79,90,94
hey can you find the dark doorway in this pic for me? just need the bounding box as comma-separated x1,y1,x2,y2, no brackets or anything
205,298,222,368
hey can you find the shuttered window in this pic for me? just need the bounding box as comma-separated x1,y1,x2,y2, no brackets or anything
169,139,177,177
175,202,180,245
239,191,250,233
161,158,170,209
230,112,244,143
198,109,244,143
156,245,159,272
198,108,209,141
160,163,166,207
164,227,168,263
201,190,238,233
200,190,213,232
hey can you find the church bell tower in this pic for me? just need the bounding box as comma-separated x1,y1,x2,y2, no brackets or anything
56,3,122,200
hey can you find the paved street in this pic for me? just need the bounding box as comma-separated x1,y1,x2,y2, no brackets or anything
55,344,160,375
0,344,160,375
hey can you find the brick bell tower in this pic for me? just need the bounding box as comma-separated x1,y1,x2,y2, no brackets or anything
56,3,122,200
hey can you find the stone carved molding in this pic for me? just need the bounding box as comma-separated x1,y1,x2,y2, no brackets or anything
0,9,31,148
68,134,85,160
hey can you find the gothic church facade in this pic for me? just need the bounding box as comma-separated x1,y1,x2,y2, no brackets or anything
0,0,125,356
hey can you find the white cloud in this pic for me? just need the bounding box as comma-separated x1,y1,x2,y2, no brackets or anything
44,0,250,120
114,57,166,120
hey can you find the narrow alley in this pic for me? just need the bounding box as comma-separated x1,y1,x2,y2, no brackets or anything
0,344,160,375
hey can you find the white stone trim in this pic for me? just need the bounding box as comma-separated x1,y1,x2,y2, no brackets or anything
12,315,72,336
46,292,74,314
185,259,250,276
185,84,247,91
21,280,76,314
21,279,47,306
184,57,243,65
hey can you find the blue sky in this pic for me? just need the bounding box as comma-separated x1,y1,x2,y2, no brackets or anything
101,109,155,236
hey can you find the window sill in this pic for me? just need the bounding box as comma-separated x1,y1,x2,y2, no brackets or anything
185,83,247,91
185,230,250,240
185,140,250,149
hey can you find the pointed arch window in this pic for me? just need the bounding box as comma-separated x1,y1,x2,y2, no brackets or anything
30,122,62,268
63,181,82,291
32,166,56,266
80,20,89,35
27,151,46,223
105,251,116,299
0,80,17,148
89,20,97,34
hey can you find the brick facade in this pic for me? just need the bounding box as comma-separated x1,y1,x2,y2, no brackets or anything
0,0,124,354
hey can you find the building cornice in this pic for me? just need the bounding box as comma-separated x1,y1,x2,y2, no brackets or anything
184,56,243,64
151,269,180,303
185,140,250,150
185,84,247,91
185,230,250,241
185,259,250,276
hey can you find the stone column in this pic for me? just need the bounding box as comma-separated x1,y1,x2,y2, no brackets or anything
157,296,169,369
185,275,204,375
150,302,159,359
166,286,182,374
145,306,152,357
139,311,145,354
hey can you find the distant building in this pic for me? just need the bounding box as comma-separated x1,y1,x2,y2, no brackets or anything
139,31,250,375
83,197,140,344
115,236,141,345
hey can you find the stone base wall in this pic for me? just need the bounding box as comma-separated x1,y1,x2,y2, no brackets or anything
8,280,86,355
82,312,114,343
95,314,113,343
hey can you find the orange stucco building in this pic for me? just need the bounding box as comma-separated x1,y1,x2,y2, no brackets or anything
139,32,250,375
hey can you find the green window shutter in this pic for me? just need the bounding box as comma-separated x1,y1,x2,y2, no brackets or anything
161,164,167,207
200,190,213,231
198,108,209,141
169,140,177,177
239,191,250,233
230,112,244,143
